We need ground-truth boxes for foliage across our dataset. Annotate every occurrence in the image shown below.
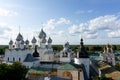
[93,76,113,80]
[0,45,8,55]
[0,62,28,80]
[115,62,120,71]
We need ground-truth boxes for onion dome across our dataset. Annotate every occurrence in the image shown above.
[25,39,29,44]
[64,42,70,48]
[32,37,37,43]
[41,38,46,43]
[16,33,23,41]
[48,37,52,43]
[21,39,24,44]
[38,29,46,38]
[9,40,13,45]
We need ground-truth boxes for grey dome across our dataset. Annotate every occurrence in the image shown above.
[9,40,13,45]
[16,33,23,41]
[48,37,52,43]
[25,39,29,44]
[32,37,37,43]
[21,39,24,44]
[42,38,46,43]
[38,29,46,38]
[64,42,70,48]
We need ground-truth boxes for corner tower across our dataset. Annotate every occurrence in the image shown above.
[74,38,90,79]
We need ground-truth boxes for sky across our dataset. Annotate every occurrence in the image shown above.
[0,0,120,45]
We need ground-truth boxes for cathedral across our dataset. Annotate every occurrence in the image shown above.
[4,28,90,80]
[4,29,54,68]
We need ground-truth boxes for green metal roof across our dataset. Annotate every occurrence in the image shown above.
[58,63,80,71]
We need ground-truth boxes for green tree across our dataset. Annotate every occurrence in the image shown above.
[94,76,113,80]
[115,62,120,71]
[0,62,28,80]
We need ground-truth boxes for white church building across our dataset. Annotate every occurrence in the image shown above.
[4,29,54,68]
[60,42,74,63]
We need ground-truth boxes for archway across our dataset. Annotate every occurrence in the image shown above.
[62,71,72,80]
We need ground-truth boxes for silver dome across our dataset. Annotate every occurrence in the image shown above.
[21,39,24,44]
[48,37,52,43]
[9,40,13,45]
[25,39,29,44]
[41,38,46,43]
[38,29,46,38]
[32,37,37,43]
[16,33,23,41]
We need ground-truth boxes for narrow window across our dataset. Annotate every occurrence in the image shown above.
[8,57,9,61]
[19,58,21,62]
[13,57,15,62]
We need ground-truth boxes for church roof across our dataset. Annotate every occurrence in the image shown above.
[16,33,23,41]
[41,38,46,43]
[79,38,89,58]
[31,37,37,43]
[24,54,35,62]
[21,39,24,44]
[9,40,13,45]
[25,39,29,44]
[48,37,52,43]
[38,29,46,38]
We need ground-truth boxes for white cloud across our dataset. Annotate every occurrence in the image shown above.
[43,19,56,31]
[75,10,94,14]
[0,8,18,16]
[68,25,79,34]
[57,18,70,24]
[88,15,119,31]
[68,14,120,39]
[85,32,98,39]
[43,18,70,35]
[108,30,120,38]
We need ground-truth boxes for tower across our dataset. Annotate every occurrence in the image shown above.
[15,33,23,49]
[38,29,46,48]
[31,37,37,49]
[74,38,90,79]
[60,42,73,63]
[47,37,52,49]
[103,44,115,66]
[9,40,13,49]
[25,39,29,49]
[20,39,24,49]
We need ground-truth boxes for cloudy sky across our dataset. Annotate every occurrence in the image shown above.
[0,0,120,45]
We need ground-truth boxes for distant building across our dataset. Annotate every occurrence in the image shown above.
[4,29,54,68]
[60,42,74,63]
[57,63,84,80]
[103,44,115,66]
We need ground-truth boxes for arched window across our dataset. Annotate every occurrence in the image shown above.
[19,58,21,62]
[7,57,9,61]
[62,71,72,80]
[13,57,15,62]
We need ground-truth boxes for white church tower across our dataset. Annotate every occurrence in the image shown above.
[25,39,29,49]
[31,37,37,49]
[15,33,23,49]
[60,42,73,63]
[47,37,52,49]
[74,38,90,79]
[9,40,13,49]
[38,29,47,48]
[103,44,115,66]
